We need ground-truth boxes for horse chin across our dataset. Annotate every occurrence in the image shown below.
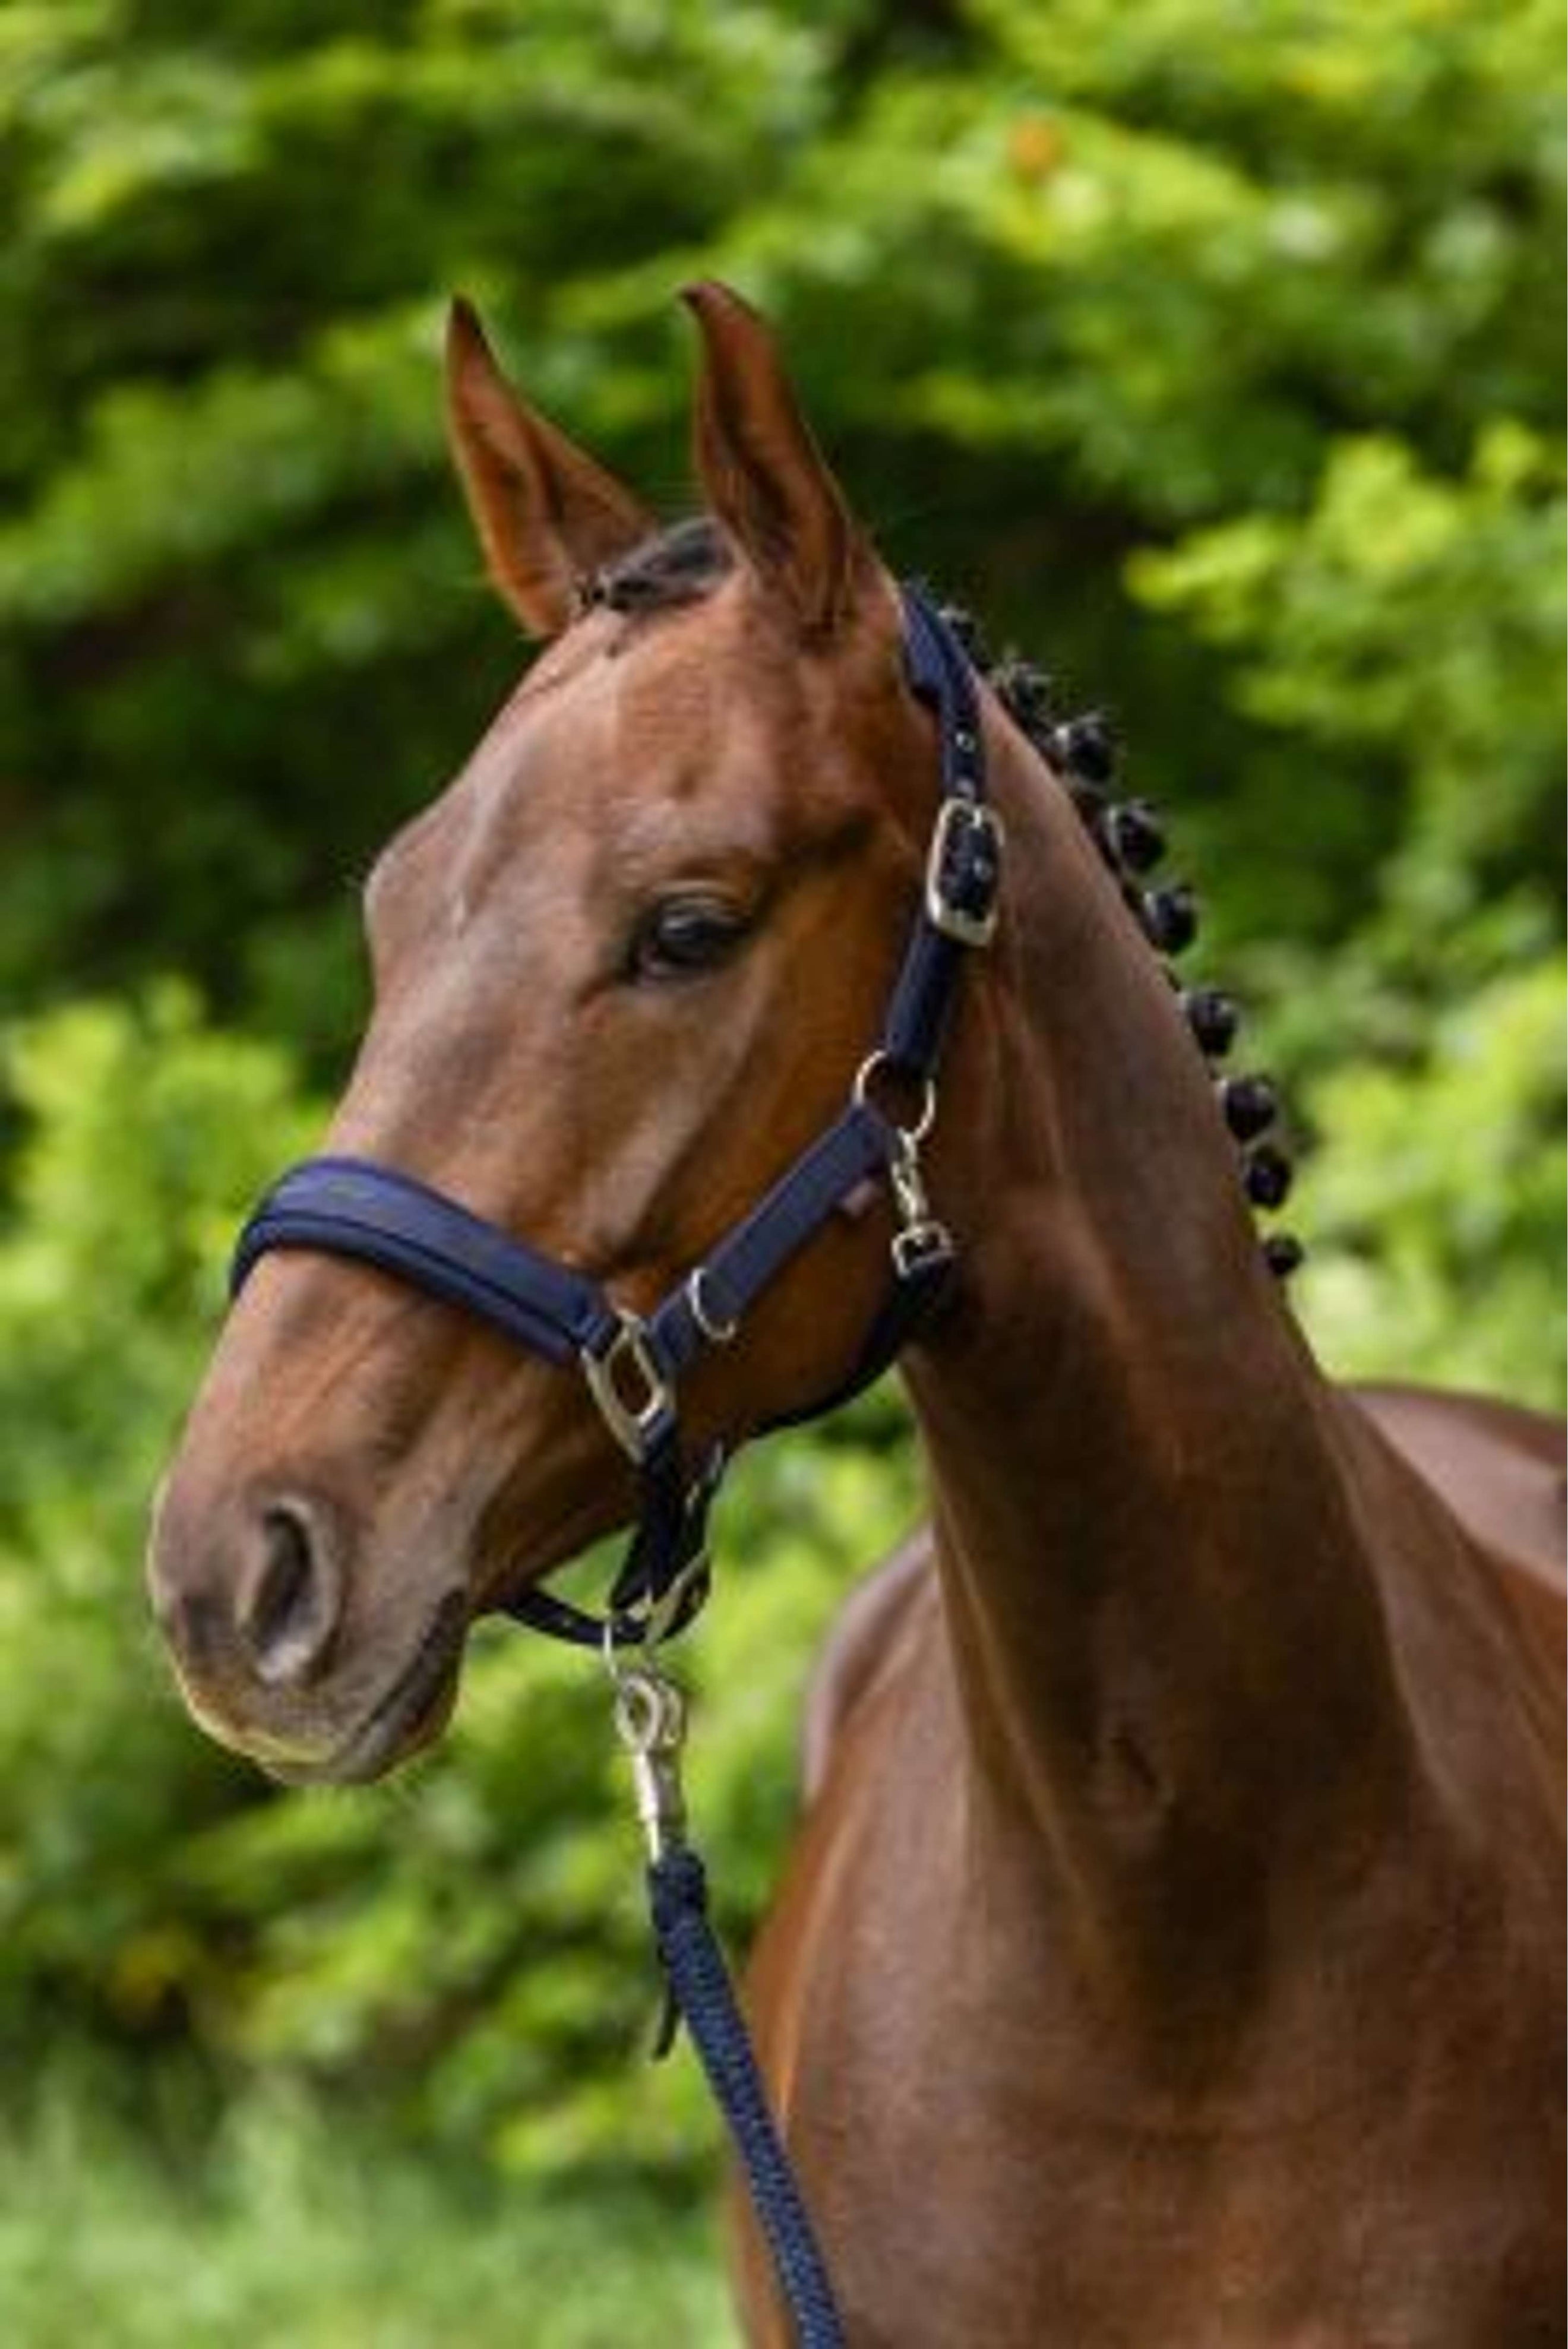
[271,1667,461,1787]
[173,1586,471,1789]
[293,1587,472,1785]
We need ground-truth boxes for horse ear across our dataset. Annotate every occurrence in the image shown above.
[682,281,871,637]
[444,297,654,638]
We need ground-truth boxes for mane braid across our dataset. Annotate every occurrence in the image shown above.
[936,596,1305,1283]
[585,516,734,617]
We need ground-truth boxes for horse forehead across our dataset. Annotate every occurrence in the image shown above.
[589,593,823,795]
[467,606,828,856]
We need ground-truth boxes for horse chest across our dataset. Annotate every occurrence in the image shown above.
[739,1627,1563,2348]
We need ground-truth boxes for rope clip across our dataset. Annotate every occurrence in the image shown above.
[889,1129,953,1282]
[609,1658,688,1864]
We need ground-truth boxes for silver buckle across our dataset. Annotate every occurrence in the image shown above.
[925,799,1003,947]
[581,1311,674,1463]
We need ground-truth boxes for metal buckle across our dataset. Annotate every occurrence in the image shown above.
[925,799,1003,948]
[581,1311,674,1463]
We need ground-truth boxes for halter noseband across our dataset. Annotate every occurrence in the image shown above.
[230,584,1001,1651]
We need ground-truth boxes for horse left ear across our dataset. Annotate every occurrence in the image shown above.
[682,281,872,637]
[444,297,654,637]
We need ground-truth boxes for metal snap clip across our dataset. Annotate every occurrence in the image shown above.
[610,1662,688,1861]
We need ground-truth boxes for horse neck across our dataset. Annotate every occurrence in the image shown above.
[902,720,1412,2015]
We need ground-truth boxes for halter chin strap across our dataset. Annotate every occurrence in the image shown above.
[230,583,1001,1651]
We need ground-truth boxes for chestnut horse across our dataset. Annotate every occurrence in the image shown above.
[148,285,1564,2345]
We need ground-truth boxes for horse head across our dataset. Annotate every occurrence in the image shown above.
[147,286,973,1782]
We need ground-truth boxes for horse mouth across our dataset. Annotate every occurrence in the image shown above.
[273,1589,469,1786]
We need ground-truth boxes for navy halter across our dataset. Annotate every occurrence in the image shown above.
[230,583,1001,1651]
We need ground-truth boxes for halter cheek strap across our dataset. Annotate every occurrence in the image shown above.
[229,583,1001,1650]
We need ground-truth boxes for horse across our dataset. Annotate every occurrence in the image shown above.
[147,283,1565,2345]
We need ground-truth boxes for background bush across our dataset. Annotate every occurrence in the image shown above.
[0,1,1559,2338]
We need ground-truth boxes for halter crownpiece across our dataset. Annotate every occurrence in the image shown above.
[230,583,1001,1654]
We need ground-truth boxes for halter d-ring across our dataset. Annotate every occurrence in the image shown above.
[685,1266,741,1346]
[852,1049,937,1146]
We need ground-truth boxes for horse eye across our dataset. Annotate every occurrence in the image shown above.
[629,897,750,982]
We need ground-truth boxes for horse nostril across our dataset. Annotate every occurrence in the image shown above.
[238,1500,343,1688]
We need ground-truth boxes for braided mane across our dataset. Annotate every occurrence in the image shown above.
[938,595,1303,1282]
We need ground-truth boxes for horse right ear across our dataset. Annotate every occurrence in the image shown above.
[682,281,871,638]
[444,298,654,638]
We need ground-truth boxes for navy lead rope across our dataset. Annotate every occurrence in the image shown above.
[614,1662,844,2344]
[652,1850,844,2346]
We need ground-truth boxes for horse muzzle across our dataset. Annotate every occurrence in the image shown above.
[146,1475,467,1782]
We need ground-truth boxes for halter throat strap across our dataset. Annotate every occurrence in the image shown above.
[229,583,1000,1649]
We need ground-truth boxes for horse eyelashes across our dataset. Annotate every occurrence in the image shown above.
[628,896,752,983]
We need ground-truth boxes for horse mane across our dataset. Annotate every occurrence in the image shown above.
[583,516,734,615]
[583,523,1303,1279]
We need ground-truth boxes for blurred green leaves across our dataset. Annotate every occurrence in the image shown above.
[0,992,306,2053]
[1300,953,1565,1403]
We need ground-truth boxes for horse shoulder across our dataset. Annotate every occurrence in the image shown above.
[1351,1381,1566,1603]
[1343,1378,1563,1917]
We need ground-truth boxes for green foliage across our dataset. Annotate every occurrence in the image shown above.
[1133,423,1563,926]
[1132,412,1564,1399]
[0,991,309,2051]
[0,2085,738,2347]
[1297,953,1565,1404]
